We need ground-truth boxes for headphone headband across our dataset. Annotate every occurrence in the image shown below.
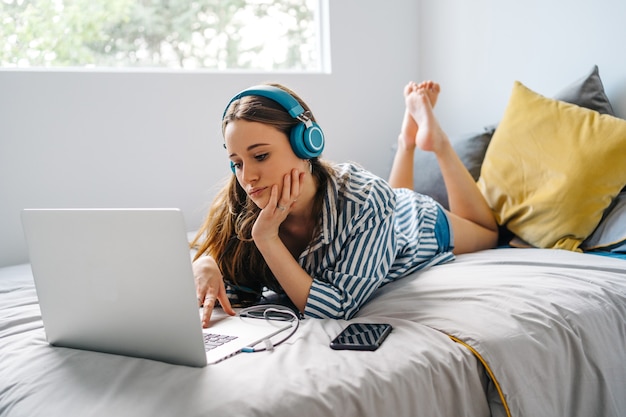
[222,85,306,120]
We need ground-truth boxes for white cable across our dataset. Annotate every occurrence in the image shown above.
[239,304,300,353]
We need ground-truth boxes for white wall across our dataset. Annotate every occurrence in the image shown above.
[0,0,419,267]
[418,0,626,138]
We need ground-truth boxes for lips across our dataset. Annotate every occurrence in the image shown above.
[248,187,267,199]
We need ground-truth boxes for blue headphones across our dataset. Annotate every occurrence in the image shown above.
[223,85,325,173]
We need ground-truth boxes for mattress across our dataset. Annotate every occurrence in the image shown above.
[1,248,625,417]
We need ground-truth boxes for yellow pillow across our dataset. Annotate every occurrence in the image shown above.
[477,81,626,251]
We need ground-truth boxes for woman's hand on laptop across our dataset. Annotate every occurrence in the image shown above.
[192,255,236,328]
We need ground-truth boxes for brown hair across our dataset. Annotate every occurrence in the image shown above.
[190,83,333,300]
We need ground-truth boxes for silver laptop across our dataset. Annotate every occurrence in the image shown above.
[21,208,292,367]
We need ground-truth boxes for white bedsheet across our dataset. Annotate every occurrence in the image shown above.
[2,248,625,417]
[0,264,489,417]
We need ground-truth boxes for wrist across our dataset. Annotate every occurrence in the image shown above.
[252,234,283,252]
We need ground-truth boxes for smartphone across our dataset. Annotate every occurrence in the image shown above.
[330,323,392,351]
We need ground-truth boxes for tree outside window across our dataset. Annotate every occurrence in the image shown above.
[0,0,326,71]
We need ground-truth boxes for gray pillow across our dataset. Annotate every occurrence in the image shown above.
[553,65,615,115]
[582,191,626,252]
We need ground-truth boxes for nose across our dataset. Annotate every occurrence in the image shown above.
[240,163,258,185]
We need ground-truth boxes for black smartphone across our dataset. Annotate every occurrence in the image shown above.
[330,323,392,351]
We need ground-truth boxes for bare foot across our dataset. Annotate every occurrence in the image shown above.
[417,80,440,107]
[406,87,448,154]
[399,81,440,150]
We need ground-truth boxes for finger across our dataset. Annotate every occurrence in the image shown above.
[272,181,291,213]
[290,169,300,202]
[196,285,209,306]
[217,290,236,317]
[282,172,292,201]
[262,184,279,214]
[268,184,279,210]
[201,295,217,328]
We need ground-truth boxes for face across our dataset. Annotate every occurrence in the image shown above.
[225,119,304,209]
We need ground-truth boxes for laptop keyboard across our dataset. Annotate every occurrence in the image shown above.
[203,333,238,352]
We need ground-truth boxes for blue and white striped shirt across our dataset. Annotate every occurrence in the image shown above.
[302,163,455,319]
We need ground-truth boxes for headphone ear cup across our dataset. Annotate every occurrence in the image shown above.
[290,122,325,159]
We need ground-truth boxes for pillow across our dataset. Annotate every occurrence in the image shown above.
[582,191,626,252]
[553,65,615,115]
[411,65,614,210]
[477,81,626,251]
[500,65,620,248]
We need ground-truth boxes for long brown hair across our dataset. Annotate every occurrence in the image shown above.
[191,83,333,300]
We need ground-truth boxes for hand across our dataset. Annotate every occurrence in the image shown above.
[251,169,313,313]
[192,255,236,328]
[252,169,303,242]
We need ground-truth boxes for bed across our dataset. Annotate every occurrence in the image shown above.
[1,248,626,417]
[2,66,626,416]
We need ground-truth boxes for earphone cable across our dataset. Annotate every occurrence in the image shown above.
[239,304,300,353]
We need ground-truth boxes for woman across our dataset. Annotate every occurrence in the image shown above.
[192,81,498,327]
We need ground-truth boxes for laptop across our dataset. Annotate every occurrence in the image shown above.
[21,208,293,367]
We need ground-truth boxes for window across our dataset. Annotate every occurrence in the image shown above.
[0,0,329,71]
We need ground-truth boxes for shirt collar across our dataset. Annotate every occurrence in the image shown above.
[300,172,338,256]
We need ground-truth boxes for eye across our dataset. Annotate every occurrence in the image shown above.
[231,161,242,170]
[255,153,269,162]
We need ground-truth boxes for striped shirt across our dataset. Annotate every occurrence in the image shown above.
[301,163,455,319]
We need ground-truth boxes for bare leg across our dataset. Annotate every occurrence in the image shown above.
[388,81,440,189]
[406,85,498,254]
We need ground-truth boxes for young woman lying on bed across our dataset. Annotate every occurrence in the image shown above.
[191,81,498,326]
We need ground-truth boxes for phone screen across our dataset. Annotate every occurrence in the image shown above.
[330,323,392,351]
